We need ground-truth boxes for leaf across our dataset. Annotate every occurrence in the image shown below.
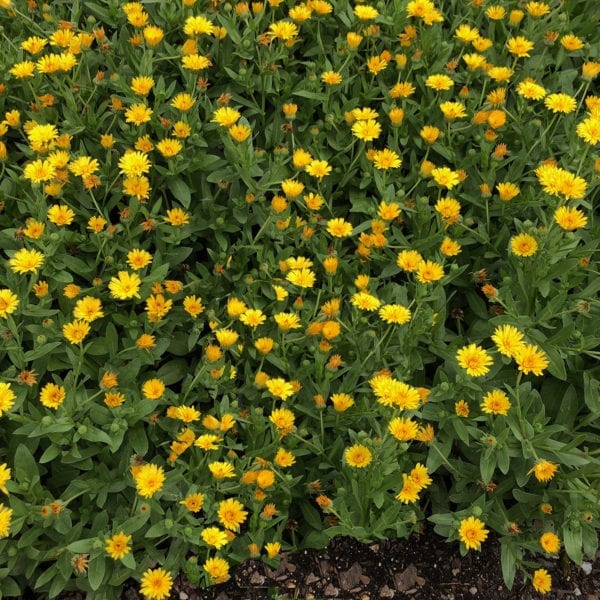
[583,372,600,412]
[24,341,63,361]
[500,541,518,589]
[167,178,191,209]
[14,444,39,485]
[562,522,583,564]
[87,557,106,591]
[300,501,323,531]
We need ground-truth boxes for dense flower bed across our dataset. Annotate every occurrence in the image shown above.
[0,0,599,597]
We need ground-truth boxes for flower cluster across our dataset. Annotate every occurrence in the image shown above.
[0,0,598,598]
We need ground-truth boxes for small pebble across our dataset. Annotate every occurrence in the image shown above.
[581,561,593,575]
[469,586,478,595]
[574,587,582,596]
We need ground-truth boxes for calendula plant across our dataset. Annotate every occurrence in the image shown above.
[0,0,598,598]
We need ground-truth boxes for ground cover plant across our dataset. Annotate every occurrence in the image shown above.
[0,0,598,597]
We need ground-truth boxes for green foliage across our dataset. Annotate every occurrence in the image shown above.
[0,0,598,598]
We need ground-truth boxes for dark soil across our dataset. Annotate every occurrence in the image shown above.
[117,525,600,600]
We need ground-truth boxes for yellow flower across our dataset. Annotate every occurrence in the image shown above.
[269,407,295,436]
[486,5,505,19]
[515,344,549,376]
[379,304,411,325]
[23,159,57,183]
[532,568,552,594]
[330,393,354,412]
[40,382,66,410]
[134,463,166,498]
[275,448,296,467]
[130,76,155,95]
[350,291,381,311]
[127,248,153,270]
[410,463,432,490]
[351,119,381,141]
[481,389,511,415]
[105,531,132,560]
[354,4,378,19]
[455,24,479,43]
[286,268,316,288]
[180,492,204,512]
[218,498,248,531]
[228,123,252,142]
[266,378,295,400]
[321,71,342,85]
[0,289,18,319]
[529,460,558,482]
[136,334,156,350]
[492,324,525,357]
[201,527,229,549]
[510,233,538,257]
[208,461,235,479]
[212,107,240,127]
[0,382,16,416]
[455,400,470,417]
[506,36,534,58]
[124,103,153,125]
[545,93,577,114]
[389,417,419,441]
[440,237,461,256]
[439,101,467,120]
[118,151,151,177]
[140,567,173,600]
[397,250,423,271]
[526,1,550,17]
[10,61,36,78]
[540,532,560,554]
[517,79,547,100]
[142,378,166,400]
[0,463,11,495]
[268,20,299,41]
[327,217,353,237]
[554,206,587,230]
[156,138,183,158]
[109,271,142,300]
[0,504,13,538]
[373,149,401,170]
[420,125,440,144]
[165,208,190,226]
[47,205,75,226]
[305,159,332,179]
[9,248,45,274]
[416,260,444,284]
[496,182,520,201]
[204,557,230,584]
[576,116,600,145]
[431,167,460,189]
[426,74,454,91]
[265,541,281,558]
[104,392,125,408]
[458,516,489,550]
[344,444,372,468]
[63,320,90,344]
[395,473,420,504]
[183,15,214,36]
[456,344,493,377]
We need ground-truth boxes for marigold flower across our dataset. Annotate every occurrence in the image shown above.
[218,498,248,531]
[540,532,560,554]
[180,492,204,512]
[351,118,381,141]
[545,93,576,114]
[118,151,150,177]
[108,271,142,300]
[455,400,470,417]
[510,233,538,257]
[515,344,549,376]
[0,464,11,495]
[506,36,534,57]
[456,344,493,377]
[0,504,13,539]
[331,393,354,412]
[481,389,511,415]
[554,206,587,230]
[327,217,353,237]
[389,417,419,441]
[212,107,241,127]
[0,383,16,416]
[344,444,372,468]
[379,304,411,324]
[140,567,173,600]
[9,248,45,274]
[440,101,467,120]
[396,473,420,504]
[269,20,299,41]
[269,407,295,436]
[426,74,454,91]
[204,557,230,584]
[416,260,444,284]
[63,320,90,344]
[532,568,552,594]
[134,464,165,498]
[492,324,525,357]
[124,103,153,125]
[576,117,600,145]
[266,378,295,400]
[105,531,132,560]
[459,516,489,550]
[0,289,19,319]
[321,71,342,85]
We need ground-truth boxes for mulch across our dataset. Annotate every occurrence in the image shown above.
[115,526,600,600]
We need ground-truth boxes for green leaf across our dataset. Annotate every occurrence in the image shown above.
[300,501,323,531]
[14,444,39,485]
[167,178,192,209]
[500,541,519,589]
[562,522,583,564]
[583,372,600,412]
[66,539,96,553]
[87,557,106,591]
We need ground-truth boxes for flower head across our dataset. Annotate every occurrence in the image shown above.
[344,444,372,468]
[218,498,248,531]
[134,464,166,498]
[456,344,493,377]
[532,568,552,594]
[140,568,173,600]
[529,460,558,482]
[458,516,489,550]
[105,531,132,560]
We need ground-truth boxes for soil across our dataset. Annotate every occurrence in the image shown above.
[116,525,600,600]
